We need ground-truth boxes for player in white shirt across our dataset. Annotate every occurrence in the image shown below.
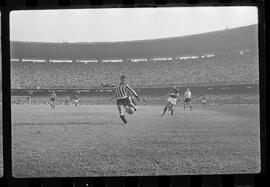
[202,96,207,108]
[184,88,192,111]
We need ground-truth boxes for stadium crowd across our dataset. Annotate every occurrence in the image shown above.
[11,51,258,89]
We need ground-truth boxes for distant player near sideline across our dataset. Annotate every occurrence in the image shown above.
[70,92,79,106]
[202,96,207,108]
[161,86,180,116]
[50,90,56,109]
[65,95,70,106]
[102,75,140,124]
[184,88,192,111]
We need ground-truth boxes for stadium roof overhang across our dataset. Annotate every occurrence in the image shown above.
[10,24,258,60]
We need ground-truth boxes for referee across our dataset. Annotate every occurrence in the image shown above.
[102,75,140,124]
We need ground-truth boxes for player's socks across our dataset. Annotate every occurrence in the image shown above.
[133,106,137,111]
[132,99,136,106]
[171,109,173,116]
[120,114,127,124]
[161,107,167,116]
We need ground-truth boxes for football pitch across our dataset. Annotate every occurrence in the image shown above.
[12,104,261,177]
[0,105,2,177]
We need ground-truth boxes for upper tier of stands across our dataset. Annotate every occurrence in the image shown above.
[10,24,258,60]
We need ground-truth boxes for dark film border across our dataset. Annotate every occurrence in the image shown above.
[0,0,267,187]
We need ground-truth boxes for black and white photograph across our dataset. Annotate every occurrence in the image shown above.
[0,12,3,177]
[10,7,260,177]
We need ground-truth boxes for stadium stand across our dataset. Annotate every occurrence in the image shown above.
[10,50,258,89]
[10,24,259,89]
[10,24,258,60]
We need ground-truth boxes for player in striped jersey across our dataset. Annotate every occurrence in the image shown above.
[108,90,137,112]
[102,75,140,124]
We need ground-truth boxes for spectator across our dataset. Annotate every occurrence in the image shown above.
[11,50,259,89]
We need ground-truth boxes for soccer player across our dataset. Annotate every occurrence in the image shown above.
[50,90,56,109]
[184,88,192,111]
[108,93,136,113]
[65,95,70,106]
[161,86,180,116]
[202,96,207,108]
[70,92,79,106]
[102,75,140,124]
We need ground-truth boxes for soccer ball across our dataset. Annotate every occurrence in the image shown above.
[126,107,134,115]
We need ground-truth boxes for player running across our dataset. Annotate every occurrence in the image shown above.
[183,88,192,111]
[109,91,137,113]
[70,92,79,106]
[50,90,56,109]
[161,86,180,116]
[102,75,140,124]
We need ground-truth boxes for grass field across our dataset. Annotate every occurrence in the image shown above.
[12,104,261,177]
[0,105,3,177]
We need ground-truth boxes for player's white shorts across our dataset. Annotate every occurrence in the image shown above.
[168,97,177,105]
[74,99,79,103]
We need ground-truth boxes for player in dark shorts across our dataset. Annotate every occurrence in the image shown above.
[50,91,56,109]
[109,92,137,112]
[184,88,192,111]
[161,86,179,116]
[102,75,140,124]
